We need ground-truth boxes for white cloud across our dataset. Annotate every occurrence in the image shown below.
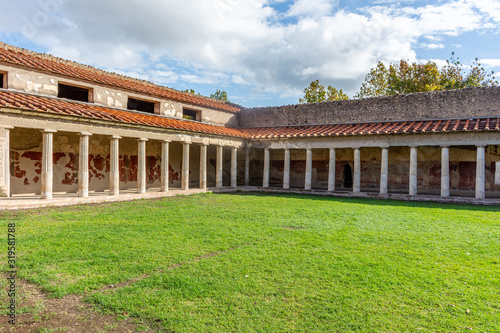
[421,43,445,49]
[472,0,500,24]
[480,59,500,67]
[0,0,498,103]
[231,75,250,85]
[286,0,337,18]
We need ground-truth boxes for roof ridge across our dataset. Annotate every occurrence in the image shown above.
[0,41,238,111]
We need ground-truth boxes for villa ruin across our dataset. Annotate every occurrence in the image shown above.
[0,42,499,203]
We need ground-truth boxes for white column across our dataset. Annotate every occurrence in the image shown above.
[109,135,121,196]
[380,147,389,195]
[216,145,223,188]
[353,148,361,193]
[476,145,486,199]
[409,146,418,196]
[244,147,250,186]
[231,147,237,187]
[137,138,148,194]
[441,146,450,198]
[78,132,92,198]
[305,148,312,190]
[41,129,56,200]
[1,126,13,197]
[283,148,290,189]
[263,148,270,187]
[161,140,170,192]
[328,148,336,192]
[182,142,190,190]
[200,144,207,189]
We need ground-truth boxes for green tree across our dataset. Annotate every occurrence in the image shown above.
[299,80,349,103]
[210,89,229,102]
[355,54,497,99]
[184,89,199,95]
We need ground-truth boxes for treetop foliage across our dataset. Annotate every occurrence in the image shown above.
[299,80,349,103]
[300,54,498,103]
[355,54,498,99]
[184,89,230,102]
[210,89,229,102]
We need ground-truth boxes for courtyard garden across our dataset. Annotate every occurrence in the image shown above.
[1,193,499,332]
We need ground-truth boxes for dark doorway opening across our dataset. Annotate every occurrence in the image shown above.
[343,164,353,188]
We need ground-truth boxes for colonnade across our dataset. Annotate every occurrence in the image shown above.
[2,127,241,199]
[261,145,489,200]
[0,126,493,201]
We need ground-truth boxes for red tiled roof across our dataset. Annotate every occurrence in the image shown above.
[0,90,248,138]
[1,91,498,140]
[0,43,240,113]
[243,118,500,138]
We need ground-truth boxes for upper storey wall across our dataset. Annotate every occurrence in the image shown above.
[239,87,500,128]
[0,63,239,128]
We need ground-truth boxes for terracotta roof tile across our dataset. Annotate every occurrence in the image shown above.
[243,118,500,139]
[0,91,247,138]
[0,43,240,113]
[1,91,498,141]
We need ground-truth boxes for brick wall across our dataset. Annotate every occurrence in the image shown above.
[239,87,500,128]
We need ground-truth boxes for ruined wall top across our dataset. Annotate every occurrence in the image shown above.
[239,86,500,128]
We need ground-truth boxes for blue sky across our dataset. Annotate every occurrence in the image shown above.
[0,0,499,107]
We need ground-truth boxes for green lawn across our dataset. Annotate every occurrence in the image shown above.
[2,193,500,332]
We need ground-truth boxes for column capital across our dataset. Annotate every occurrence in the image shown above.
[42,129,57,133]
[476,144,487,148]
[440,145,450,148]
[137,138,149,142]
[1,125,14,130]
[352,146,361,150]
[200,142,209,146]
[182,141,191,145]
[408,145,419,148]
[380,145,389,149]
[162,139,171,143]
[79,132,92,137]
[109,135,122,140]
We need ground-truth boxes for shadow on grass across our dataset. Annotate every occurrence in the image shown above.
[224,190,500,213]
[1,191,498,219]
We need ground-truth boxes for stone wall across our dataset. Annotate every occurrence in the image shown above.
[239,87,500,128]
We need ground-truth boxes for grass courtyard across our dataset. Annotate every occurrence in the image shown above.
[1,193,500,332]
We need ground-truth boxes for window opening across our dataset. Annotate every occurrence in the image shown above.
[127,97,155,113]
[58,83,90,102]
[183,108,199,121]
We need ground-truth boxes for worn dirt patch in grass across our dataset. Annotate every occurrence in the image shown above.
[95,242,253,294]
[0,277,154,332]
